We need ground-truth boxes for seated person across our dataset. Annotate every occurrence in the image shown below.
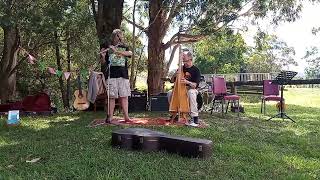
[167,50,201,127]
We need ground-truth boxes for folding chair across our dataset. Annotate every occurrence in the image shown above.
[210,77,240,117]
[261,80,283,115]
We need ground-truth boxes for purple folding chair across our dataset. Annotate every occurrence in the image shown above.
[261,80,283,114]
[211,77,240,117]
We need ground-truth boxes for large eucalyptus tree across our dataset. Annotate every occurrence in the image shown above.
[90,0,124,46]
[125,0,316,95]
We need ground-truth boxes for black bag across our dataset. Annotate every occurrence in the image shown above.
[231,105,245,113]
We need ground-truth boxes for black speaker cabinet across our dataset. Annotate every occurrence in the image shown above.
[149,95,169,112]
[128,92,147,112]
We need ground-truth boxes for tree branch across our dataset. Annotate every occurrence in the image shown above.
[162,0,179,33]
[236,0,258,17]
[123,16,147,32]
[162,0,258,50]
[163,33,205,50]
[8,47,23,77]
[8,56,27,77]
[90,0,98,25]
[175,38,206,44]
[165,44,179,73]
[163,32,179,50]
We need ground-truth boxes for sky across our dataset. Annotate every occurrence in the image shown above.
[242,2,320,77]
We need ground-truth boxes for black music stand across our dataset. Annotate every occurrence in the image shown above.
[267,71,297,122]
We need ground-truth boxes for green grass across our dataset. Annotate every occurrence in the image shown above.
[1,88,320,179]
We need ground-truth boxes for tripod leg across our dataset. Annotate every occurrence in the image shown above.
[221,99,224,116]
[237,100,240,118]
[210,99,215,115]
[283,114,295,123]
[226,101,230,114]
[105,88,110,123]
[105,65,111,123]
[267,113,281,121]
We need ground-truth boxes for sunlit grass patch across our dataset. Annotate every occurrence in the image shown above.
[284,155,320,178]
[0,88,319,179]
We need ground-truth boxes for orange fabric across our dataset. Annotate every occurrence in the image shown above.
[89,117,208,128]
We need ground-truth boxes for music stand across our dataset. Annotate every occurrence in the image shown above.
[267,71,297,122]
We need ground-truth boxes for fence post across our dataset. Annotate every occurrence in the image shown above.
[230,82,237,94]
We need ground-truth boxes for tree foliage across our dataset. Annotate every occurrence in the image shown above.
[194,31,247,74]
[1,0,319,106]
[0,0,148,107]
[244,30,297,73]
[0,0,100,108]
[124,0,313,94]
[303,46,320,78]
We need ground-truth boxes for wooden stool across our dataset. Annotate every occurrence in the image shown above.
[94,94,107,112]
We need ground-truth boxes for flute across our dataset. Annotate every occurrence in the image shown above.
[98,48,110,55]
[98,44,122,55]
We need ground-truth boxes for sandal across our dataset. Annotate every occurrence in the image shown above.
[105,117,112,123]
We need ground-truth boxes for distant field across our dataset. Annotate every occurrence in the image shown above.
[284,88,320,107]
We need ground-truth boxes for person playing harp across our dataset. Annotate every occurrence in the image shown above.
[167,50,201,127]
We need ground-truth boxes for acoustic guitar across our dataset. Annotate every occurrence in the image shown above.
[73,75,89,111]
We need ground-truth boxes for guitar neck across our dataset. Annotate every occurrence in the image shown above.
[77,75,83,96]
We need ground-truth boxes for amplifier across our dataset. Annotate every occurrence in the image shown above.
[149,95,169,112]
[128,92,147,112]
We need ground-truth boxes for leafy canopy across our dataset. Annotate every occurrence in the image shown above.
[194,30,247,74]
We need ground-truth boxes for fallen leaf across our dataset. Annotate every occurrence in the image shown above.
[7,165,14,168]
[26,157,41,163]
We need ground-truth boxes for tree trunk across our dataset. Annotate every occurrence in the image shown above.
[0,26,19,103]
[147,0,166,95]
[54,31,68,108]
[96,0,124,46]
[66,30,71,108]
[129,0,137,89]
[134,46,145,89]
[147,41,165,95]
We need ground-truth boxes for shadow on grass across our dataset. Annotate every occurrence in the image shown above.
[0,106,319,179]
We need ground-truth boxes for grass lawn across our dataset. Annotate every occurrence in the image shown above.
[0,88,319,179]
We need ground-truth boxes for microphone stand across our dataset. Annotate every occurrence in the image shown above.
[105,55,111,123]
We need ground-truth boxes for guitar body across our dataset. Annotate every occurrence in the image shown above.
[73,90,89,111]
[73,75,89,111]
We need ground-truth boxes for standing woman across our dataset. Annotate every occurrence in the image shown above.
[100,29,132,123]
